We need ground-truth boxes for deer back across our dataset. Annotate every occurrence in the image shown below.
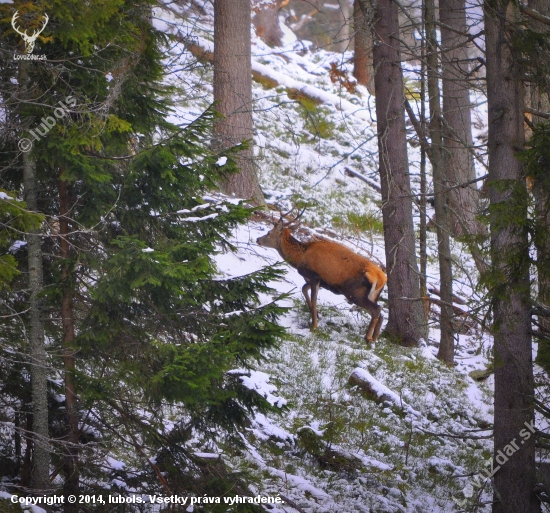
[298,238,386,299]
[257,221,386,302]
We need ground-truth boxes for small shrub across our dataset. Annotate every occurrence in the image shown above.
[333,210,384,235]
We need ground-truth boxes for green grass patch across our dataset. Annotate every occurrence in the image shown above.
[293,98,336,140]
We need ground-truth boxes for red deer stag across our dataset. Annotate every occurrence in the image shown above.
[257,213,387,343]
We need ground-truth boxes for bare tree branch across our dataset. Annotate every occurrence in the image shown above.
[520,3,550,25]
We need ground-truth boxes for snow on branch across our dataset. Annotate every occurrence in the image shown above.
[348,367,421,417]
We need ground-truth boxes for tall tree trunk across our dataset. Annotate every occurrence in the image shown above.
[335,0,350,52]
[484,1,539,512]
[528,0,550,339]
[19,60,50,494]
[440,0,487,276]
[353,0,375,94]
[59,179,80,506]
[369,0,427,346]
[425,0,454,363]
[419,3,430,324]
[214,0,265,206]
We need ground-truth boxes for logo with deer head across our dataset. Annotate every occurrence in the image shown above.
[11,10,49,54]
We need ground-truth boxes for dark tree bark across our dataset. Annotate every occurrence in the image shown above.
[425,0,454,363]
[370,0,427,346]
[214,0,265,206]
[59,179,80,507]
[23,151,50,493]
[335,0,351,52]
[440,0,483,243]
[528,0,550,337]
[419,10,430,324]
[19,60,50,494]
[353,0,375,94]
[484,1,539,512]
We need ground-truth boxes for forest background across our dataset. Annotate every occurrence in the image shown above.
[1,0,550,512]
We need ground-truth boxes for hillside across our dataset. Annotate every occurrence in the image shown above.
[2,2,549,513]
[154,4,501,512]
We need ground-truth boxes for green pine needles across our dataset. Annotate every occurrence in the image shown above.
[0,0,287,504]
[520,124,550,374]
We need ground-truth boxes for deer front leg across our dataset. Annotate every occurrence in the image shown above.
[302,281,312,311]
[302,279,320,329]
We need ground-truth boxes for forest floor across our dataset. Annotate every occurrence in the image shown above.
[4,4,549,512]
[159,5,506,512]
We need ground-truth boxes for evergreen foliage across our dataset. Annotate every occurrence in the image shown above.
[0,0,286,503]
[0,192,42,288]
[520,124,550,373]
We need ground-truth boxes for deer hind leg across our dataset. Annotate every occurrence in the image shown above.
[351,291,383,343]
[364,304,382,343]
[371,311,384,342]
[363,307,384,343]
[302,278,320,329]
[362,277,385,343]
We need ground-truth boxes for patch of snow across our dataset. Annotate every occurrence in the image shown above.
[193,452,220,459]
[179,213,219,222]
[106,456,125,470]
[9,240,27,253]
[230,369,287,407]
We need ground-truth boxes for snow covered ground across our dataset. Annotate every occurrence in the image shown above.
[146,4,509,511]
[8,4,549,513]
[55,2,534,510]
[211,219,494,512]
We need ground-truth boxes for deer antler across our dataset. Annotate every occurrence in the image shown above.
[11,10,49,54]
[278,205,306,229]
[287,206,306,229]
[279,207,294,221]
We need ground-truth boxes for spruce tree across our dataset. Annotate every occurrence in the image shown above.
[484,0,538,510]
[0,0,286,505]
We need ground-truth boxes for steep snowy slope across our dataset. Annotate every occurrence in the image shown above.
[152,4,501,512]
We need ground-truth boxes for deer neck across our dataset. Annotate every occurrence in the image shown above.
[280,229,307,265]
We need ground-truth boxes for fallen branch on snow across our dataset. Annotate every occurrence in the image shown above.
[344,167,381,193]
[181,36,373,120]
